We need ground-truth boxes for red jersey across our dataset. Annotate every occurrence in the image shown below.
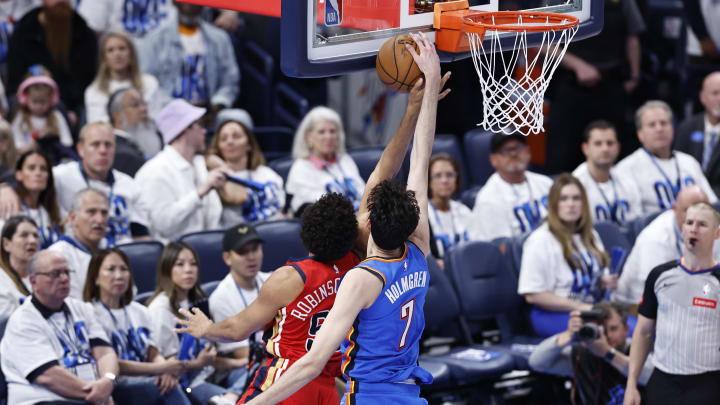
[263,251,360,375]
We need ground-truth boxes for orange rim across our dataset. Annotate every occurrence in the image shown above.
[462,10,579,34]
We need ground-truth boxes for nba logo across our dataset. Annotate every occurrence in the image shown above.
[325,0,343,26]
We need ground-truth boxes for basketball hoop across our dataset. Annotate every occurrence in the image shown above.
[434,1,579,135]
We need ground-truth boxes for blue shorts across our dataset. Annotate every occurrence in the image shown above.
[341,381,427,405]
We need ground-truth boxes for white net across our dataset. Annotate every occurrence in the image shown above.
[467,14,579,136]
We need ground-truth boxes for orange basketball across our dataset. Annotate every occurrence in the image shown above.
[376,34,423,92]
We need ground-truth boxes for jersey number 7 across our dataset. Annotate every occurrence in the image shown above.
[398,299,415,350]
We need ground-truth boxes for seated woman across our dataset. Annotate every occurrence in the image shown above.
[82,248,191,405]
[206,109,285,226]
[286,106,365,215]
[517,174,617,337]
[0,118,17,182]
[146,242,244,405]
[0,149,63,248]
[0,216,38,321]
[428,153,472,269]
[84,31,163,123]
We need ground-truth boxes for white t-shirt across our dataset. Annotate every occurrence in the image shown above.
[0,204,60,249]
[470,171,553,241]
[84,73,163,123]
[209,272,270,353]
[572,162,643,224]
[1,297,109,405]
[53,161,150,246]
[614,148,718,214]
[286,154,366,213]
[91,300,156,362]
[518,223,609,304]
[174,28,208,105]
[47,237,91,300]
[134,146,222,242]
[221,165,286,227]
[10,110,73,149]
[78,0,177,41]
[428,200,473,258]
[0,268,30,321]
[615,210,720,304]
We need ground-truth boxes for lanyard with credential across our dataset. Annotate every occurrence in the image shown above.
[48,309,93,365]
[429,201,459,244]
[234,276,263,309]
[591,175,619,222]
[101,302,145,360]
[643,148,682,197]
[79,164,115,204]
[21,199,60,247]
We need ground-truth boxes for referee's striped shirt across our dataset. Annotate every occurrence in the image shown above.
[639,260,720,375]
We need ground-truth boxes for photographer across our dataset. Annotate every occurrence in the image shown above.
[529,302,654,405]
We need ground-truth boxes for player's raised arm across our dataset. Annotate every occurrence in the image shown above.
[405,32,441,256]
[174,266,303,342]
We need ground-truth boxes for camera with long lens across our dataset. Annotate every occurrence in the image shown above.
[575,309,608,342]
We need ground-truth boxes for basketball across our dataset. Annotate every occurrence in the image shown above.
[376,34,423,92]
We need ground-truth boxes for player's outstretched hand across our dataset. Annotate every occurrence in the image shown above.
[174,307,213,338]
[406,32,440,83]
[408,71,452,107]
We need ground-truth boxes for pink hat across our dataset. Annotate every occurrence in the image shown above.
[156,99,207,144]
[16,76,59,107]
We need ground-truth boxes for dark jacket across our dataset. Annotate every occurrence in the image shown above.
[7,7,98,112]
[675,113,720,196]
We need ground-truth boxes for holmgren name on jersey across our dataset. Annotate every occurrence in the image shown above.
[385,271,427,304]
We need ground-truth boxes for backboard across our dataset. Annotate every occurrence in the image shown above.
[281,0,602,78]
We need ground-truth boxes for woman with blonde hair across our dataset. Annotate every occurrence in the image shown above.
[0,118,17,179]
[286,106,365,215]
[85,31,163,123]
[518,173,616,336]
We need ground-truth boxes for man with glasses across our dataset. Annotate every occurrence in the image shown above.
[469,133,553,241]
[1,250,120,405]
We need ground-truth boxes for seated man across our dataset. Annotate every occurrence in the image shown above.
[615,100,717,214]
[615,185,720,304]
[573,120,642,225]
[529,302,654,405]
[470,133,553,241]
[138,1,239,117]
[675,71,720,196]
[48,188,109,299]
[208,223,270,402]
[0,250,119,405]
[107,87,163,162]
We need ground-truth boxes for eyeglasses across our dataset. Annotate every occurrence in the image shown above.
[35,269,74,280]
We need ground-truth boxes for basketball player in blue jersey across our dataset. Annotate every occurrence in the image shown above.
[244,32,440,405]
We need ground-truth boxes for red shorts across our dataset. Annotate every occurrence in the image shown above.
[239,357,338,405]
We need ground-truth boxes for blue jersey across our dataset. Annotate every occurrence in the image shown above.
[340,242,433,385]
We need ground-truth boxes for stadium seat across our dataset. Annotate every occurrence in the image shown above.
[202,280,221,296]
[628,210,663,244]
[433,134,470,192]
[268,156,295,185]
[255,219,307,272]
[459,185,481,209]
[463,128,495,186]
[507,232,532,277]
[422,255,516,385]
[238,41,274,126]
[117,241,165,294]
[348,146,383,182]
[254,126,294,162]
[445,241,541,370]
[594,221,632,273]
[274,83,309,129]
[134,290,154,305]
[179,230,228,284]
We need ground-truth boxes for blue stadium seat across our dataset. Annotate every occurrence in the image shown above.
[202,280,221,296]
[445,241,541,370]
[628,210,663,244]
[134,290,154,305]
[459,185,481,209]
[433,134,470,192]
[348,146,383,182]
[422,255,515,385]
[254,126,294,162]
[179,230,228,284]
[594,221,632,273]
[268,156,295,185]
[507,232,532,277]
[117,241,165,294]
[255,219,306,272]
[238,41,274,126]
[463,128,495,186]
[274,83,309,129]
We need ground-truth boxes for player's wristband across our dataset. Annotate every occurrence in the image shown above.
[603,347,616,362]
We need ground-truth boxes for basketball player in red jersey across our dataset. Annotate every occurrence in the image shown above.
[175,73,451,404]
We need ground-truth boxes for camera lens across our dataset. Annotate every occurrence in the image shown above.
[577,323,600,341]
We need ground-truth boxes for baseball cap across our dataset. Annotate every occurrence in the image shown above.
[223,223,264,253]
[215,108,254,132]
[490,132,527,154]
[156,99,206,145]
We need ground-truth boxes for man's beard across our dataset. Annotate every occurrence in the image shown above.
[123,119,161,156]
[44,2,73,70]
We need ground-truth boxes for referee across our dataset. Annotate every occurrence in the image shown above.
[625,202,720,405]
